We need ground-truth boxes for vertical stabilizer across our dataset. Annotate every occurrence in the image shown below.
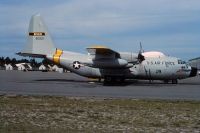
[19,14,55,57]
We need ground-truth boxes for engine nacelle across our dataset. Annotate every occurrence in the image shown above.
[90,58,130,68]
[119,52,138,63]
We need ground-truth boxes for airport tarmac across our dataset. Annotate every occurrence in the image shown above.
[0,70,200,100]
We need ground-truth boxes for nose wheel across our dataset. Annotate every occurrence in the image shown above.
[172,79,178,84]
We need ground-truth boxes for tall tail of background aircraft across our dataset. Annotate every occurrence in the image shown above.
[19,14,55,58]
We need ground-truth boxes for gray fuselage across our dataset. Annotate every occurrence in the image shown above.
[47,50,192,80]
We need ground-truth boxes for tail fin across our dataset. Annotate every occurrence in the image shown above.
[17,14,55,58]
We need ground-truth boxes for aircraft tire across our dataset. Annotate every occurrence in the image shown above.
[172,79,178,84]
[119,77,125,83]
[104,76,112,83]
[104,76,125,84]
[163,80,169,84]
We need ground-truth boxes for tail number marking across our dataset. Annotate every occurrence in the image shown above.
[35,37,44,40]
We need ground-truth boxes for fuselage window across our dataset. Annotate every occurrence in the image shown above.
[178,60,181,64]
[178,60,186,64]
[181,66,186,69]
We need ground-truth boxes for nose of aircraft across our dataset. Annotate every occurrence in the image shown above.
[189,67,198,77]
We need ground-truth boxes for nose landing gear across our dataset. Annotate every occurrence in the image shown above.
[172,79,178,84]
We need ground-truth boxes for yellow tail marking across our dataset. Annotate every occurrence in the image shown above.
[53,49,63,64]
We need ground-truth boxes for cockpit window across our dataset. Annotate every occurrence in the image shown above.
[178,60,186,64]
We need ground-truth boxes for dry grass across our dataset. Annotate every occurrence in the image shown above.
[0,95,200,132]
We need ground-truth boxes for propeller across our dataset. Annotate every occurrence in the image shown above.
[138,42,145,62]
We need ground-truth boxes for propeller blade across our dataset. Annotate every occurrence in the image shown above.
[138,42,145,62]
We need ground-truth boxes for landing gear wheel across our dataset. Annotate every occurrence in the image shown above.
[119,77,125,83]
[104,76,112,83]
[164,80,169,84]
[172,79,178,84]
[103,76,125,85]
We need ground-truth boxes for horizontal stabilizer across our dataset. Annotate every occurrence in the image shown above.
[16,52,46,58]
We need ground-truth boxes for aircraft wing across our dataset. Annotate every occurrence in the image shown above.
[85,46,133,68]
[86,45,120,59]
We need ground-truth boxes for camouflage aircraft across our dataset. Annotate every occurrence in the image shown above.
[17,14,197,84]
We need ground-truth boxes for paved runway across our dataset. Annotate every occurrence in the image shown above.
[0,70,200,100]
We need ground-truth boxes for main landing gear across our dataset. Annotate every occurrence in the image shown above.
[172,79,178,84]
[104,76,125,84]
[164,79,178,84]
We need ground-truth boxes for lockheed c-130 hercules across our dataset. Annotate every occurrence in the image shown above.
[17,14,197,84]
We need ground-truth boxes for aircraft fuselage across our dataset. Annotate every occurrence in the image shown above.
[46,50,194,83]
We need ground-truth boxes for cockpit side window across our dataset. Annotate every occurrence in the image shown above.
[178,60,181,64]
[178,59,186,64]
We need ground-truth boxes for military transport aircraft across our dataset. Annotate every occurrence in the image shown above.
[17,14,197,84]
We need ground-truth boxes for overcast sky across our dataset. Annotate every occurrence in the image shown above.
[0,0,200,60]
